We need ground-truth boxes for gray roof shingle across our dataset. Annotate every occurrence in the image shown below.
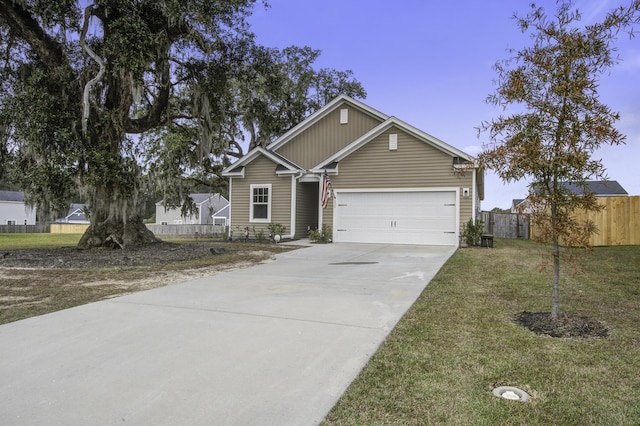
[0,190,25,202]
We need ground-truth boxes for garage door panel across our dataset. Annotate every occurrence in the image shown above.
[333,191,458,246]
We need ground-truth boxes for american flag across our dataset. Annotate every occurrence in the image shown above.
[321,170,332,209]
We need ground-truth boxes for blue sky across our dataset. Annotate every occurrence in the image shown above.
[247,0,640,209]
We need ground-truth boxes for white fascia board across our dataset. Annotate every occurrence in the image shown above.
[221,147,266,173]
[221,167,245,178]
[334,187,459,194]
[310,163,339,175]
[266,95,389,152]
[275,169,299,176]
[222,147,302,176]
[298,173,321,183]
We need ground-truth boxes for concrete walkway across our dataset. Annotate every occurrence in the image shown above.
[0,243,455,425]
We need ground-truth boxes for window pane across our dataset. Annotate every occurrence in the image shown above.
[253,204,268,219]
[253,187,269,203]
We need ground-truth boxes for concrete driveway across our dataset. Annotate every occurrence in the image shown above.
[0,242,455,425]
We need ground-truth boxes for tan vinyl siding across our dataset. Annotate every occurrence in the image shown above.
[229,155,292,238]
[321,127,475,231]
[275,103,383,170]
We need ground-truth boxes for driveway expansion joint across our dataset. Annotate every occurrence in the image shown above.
[108,300,383,331]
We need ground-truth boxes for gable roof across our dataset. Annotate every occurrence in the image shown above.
[66,203,87,220]
[530,180,628,197]
[265,95,389,152]
[222,146,302,177]
[213,204,230,219]
[311,116,475,172]
[560,180,628,196]
[155,193,229,207]
[0,190,25,202]
[189,193,229,205]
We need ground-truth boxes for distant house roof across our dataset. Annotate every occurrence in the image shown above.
[156,193,229,208]
[214,204,230,219]
[0,190,25,202]
[67,204,87,221]
[560,180,628,196]
[520,180,628,207]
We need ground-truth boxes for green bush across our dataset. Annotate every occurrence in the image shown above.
[462,218,485,246]
[309,224,332,243]
[252,226,265,242]
[267,223,286,242]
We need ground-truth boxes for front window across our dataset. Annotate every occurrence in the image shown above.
[250,184,271,222]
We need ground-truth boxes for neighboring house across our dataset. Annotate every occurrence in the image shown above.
[222,95,484,246]
[155,193,229,225]
[0,190,36,225]
[511,199,530,214]
[512,180,628,213]
[55,203,90,224]
[560,180,628,197]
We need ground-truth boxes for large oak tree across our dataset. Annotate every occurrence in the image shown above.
[478,0,639,318]
[0,0,365,248]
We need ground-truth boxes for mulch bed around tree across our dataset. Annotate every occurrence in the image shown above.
[516,311,609,338]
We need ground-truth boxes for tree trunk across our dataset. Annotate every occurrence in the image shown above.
[77,216,158,250]
[551,203,560,319]
[551,238,561,318]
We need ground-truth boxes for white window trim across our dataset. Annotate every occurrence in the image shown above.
[250,184,272,223]
[389,133,398,150]
[213,216,227,226]
[340,108,348,124]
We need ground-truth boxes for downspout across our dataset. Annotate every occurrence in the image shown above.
[472,166,477,224]
[227,178,233,239]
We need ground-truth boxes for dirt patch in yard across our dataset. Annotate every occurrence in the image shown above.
[516,311,609,338]
[0,241,299,325]
[0,240,288,269]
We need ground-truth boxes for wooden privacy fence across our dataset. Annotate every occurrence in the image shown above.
[0,223,50,233]
[530,196,640,246]
[50,224,90,234]
[481,211,530,239]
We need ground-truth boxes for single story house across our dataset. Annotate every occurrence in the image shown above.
[222,95,484,246]
[512,180,628,213]
[0,190,36,225]
[55,203,90,224]
[155,193,229,226]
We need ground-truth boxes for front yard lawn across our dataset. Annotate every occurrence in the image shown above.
[323,239,640,425]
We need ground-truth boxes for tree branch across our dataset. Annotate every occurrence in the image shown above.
[125,44,172,134]
[0,0,66,71]
[80,5,105,137]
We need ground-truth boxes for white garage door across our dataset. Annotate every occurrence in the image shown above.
[333,190,458,245]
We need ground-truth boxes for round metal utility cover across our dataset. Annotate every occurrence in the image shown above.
[492,386,530,402]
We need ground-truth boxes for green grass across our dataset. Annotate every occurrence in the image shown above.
[323,239,640,425]
[0,233,82,250]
